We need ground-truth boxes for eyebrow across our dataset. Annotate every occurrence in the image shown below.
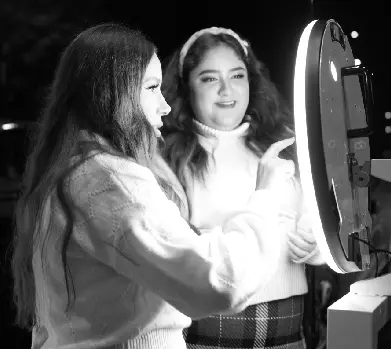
[143,77,162,84]
[198,67,246,76]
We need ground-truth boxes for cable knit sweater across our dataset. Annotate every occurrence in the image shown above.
[185,120,324,304]
[32,133,286,349]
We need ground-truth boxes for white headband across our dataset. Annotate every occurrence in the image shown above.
[178,27,249,78]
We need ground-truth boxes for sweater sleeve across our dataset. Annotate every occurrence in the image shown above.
[69,155,282,319]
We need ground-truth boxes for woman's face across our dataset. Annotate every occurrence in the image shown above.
[188,44,249,131]
[140,53,171,137]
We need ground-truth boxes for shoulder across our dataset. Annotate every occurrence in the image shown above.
[68,152,161,207]
[73,152,155,183]
[97,153,155,180]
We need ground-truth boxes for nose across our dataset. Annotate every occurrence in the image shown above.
[159,91,171,116]
[218,78,233,97]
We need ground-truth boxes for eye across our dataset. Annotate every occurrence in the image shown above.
[233,74,245,79]
[147,84,160,92]
[200,76,217,83]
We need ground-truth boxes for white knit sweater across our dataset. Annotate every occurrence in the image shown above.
[186,120,324,304]
[32,134,286,349]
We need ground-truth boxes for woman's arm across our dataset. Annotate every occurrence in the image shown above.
[70,155,283,319]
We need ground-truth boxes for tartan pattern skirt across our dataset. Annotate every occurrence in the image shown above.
[184,295,306,349]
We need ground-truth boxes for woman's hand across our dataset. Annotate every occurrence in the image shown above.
[288,213,325,265]
[288,218,317,261]
[256,138,296,191]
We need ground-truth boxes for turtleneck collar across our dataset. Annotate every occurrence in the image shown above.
[192,118,250,139]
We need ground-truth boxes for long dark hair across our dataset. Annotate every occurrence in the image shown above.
[161,31,297,186]
[12,23,187,329]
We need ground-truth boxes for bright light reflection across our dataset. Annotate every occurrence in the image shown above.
[330,61,338,81]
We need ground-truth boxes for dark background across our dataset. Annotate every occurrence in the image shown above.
[1,0,390,348]
[1,0,390,143]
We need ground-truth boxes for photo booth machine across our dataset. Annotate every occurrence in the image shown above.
[293,19,391,349]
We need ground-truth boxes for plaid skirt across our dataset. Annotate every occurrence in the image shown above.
[184,295,305,349]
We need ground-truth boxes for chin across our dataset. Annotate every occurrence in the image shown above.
[220,120,244,131]
[215,113,245,128]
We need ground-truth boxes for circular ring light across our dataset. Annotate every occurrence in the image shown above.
[294,19,373,273]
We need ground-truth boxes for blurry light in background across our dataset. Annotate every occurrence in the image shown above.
[386,126,391,134]
[1,123,18,131]
[351,31,359,39]
[385,112,391,119]
[354,58,361,66]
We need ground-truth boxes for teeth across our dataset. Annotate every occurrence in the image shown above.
[218,101,235,106]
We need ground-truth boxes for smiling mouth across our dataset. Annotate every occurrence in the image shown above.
[216,101,236,108]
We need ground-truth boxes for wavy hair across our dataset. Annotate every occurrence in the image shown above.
[161,31,298,186]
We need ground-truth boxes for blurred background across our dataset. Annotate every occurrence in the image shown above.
[1,0,390,348]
